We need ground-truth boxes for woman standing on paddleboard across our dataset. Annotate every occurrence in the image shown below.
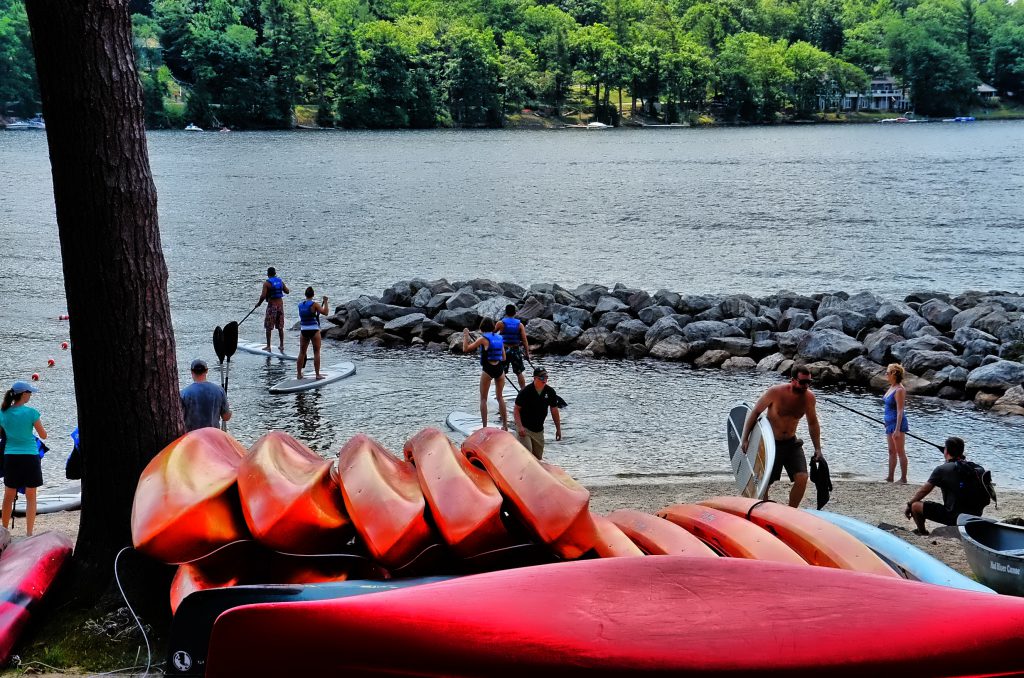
[0,381,46,535]
[883,363,909,484]
[297,287,330,381]
[463,318,508,430]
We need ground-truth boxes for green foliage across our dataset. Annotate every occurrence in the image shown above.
[718,31,793,120]
[0,0,37,116]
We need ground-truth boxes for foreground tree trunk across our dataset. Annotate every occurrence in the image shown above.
[25,0,185,601]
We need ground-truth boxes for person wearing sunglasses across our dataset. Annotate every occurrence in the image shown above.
[513,366,562,460]
[740,365,823,507]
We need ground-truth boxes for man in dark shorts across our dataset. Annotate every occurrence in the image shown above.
[513,366,562,460]
[496,305,531,389]
[740,365,823,507]
[256,266,289,352]
[906,436,988,535]
[180,359,232,431]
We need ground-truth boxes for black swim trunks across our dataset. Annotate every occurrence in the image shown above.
[301,329,319,339]
[482,360,503,379]
[504,346,525,375]
[922,501,960,526]
[4,454,43,489]
[770,437,808,483]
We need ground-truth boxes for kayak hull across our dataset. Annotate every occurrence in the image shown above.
[591,513,644,558]
[606,509,718,557]
[658,503,807,565]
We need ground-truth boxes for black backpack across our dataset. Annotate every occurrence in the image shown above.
[954,460,996,515]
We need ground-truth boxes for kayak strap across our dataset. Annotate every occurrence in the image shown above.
[747,498,775,521]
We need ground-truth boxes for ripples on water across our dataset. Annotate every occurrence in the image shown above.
[2,123,1023,490]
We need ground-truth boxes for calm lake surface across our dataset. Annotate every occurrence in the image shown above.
[2,122,1024,492]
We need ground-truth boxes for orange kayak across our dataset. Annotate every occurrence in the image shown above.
[657,504,807,565]
[237,431,351,554]
[699,497,899,577]
[132,428,250,564]
[335,434,433,569]
[607,509,718,557]
[404,428,511,557]
[591,513,644,558]
[461,428,597,559]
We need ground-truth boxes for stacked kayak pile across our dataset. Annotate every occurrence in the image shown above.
[132,427,1024,677]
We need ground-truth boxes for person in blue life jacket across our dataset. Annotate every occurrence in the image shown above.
[495,304,532,390]
[462,318,508,430]
[297,287,330,381]
[0,381,46,535]
[257,266,290,352]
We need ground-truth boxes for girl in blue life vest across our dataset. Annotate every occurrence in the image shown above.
[297,287,330,381]
[0,381,46,535]
[462,318,508,430]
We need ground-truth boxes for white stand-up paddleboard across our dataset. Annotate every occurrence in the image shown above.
[237,341,298,361]
[14,491,82,516]
[445,411,516,437]
[269,362,356,394]
[726,401,776,499]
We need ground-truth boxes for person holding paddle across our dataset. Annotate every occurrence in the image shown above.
[883,363,909,484]
[257,266,290,353]
[297,287,330,381]
[740,365,823,508]
[496,304,531,390]
[463,318,508,430]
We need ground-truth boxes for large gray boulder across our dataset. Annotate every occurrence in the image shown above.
[466,278,505,295]
[835,309,873,336]
[383,312,428,334]
[573,283,608,309]
[695,350,731,368]
[500,281,527,300]
[709,337,752,356]
[446,287,482,311]
[953,326,998,348]
[616,318,650,343]
[951,304,1000,332]
[775,329,811,356]
[604,331,629,358]
[797,329,865,364]
[427,279,455,295]
[517,296,552,321]
[962,339,1000,359]
[695,306,726,322]
[576,326,611,350]
[645,316,684,349]
[473,296,517,321]
[722,356,757,370]
[682,320,741,343]
[811,315,845,332]
[549,323,583,352]
[425,292,451,316]
[410,287,433,308]
[933,365,970,388]
[381,281,414,306]
[842,356,886,383]
[751,338,780,360]
[677,294,719,315]
[996,319,1024,344]
[781,308,814,331]
[718,295,758,319]
[901,315,929,337]
[876,301,918,326]
[638,305,675,326]
[551,303,590,329]
[890,335,955,362]
[845,291,885,318]
[918,298,960,330]
[903,350,962,374]
[764,290,817,312]
[966,360,1024,392]
[992,385,1024,415]
[863,329,903,365]
[594,295,629,316]
[649,336,690,361]
[757,353,788,371]
[653,289,681,310]
[626,290,654,313]
[974,310,1011,337]
[598,311,633,329]
[434,307,481,330]
[359,303,422,322]
[525,318,560,346]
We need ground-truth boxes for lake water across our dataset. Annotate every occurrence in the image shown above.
[2,122,1023,493]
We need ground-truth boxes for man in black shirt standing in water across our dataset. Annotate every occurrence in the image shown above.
[514,366,562,460]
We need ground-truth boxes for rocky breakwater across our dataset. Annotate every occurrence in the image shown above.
[322,280,1024,416]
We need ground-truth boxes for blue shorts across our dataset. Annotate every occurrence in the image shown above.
[885,417,909,434]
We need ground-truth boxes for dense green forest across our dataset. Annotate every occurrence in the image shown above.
[2,0,1024,127]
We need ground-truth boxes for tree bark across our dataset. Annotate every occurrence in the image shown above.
[25,0,185,601]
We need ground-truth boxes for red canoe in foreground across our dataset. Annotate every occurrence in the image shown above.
[0,532,74,664]
[206,556,1024,677]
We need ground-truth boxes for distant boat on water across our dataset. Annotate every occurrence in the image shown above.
[3,116,45,130]
[184,123,203,131]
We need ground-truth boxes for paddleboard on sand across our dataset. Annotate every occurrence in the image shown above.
[14,492,81,516]
[237,342,298,361]
[726,401,775,499]
[269,363,356,394]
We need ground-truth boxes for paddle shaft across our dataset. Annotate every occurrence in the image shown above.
[819,396,943,450]
[238,302,260,327]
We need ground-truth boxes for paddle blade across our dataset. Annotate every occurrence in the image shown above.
[224,322,239,359]
[213,326,225,363]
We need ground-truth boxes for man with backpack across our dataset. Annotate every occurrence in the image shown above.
[905,436,994,536]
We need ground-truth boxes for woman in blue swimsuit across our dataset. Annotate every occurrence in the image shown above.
[883,363,909,484]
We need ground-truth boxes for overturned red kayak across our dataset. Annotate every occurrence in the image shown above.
[0,531,74,664]
[658,504,807,565]
[132,428,250,564]
[205,556,1024,676]
[461,428,597,559]
[700,496,898,577]
[237,431,351,554]
[590,513,644,558]
[606,509,718,557]
[404,428,511,557]
[335,434,433,568]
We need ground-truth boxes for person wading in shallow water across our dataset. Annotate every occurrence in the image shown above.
[463,318,507,430]
[297,287,330,381]
[257,266,289,352]
[496,304,531,390]
[513,366,562,460]
[740,365,824,508]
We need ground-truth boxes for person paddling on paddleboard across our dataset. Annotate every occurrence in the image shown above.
[496,304,532,390]
[463,318,508,430]
[740,364,823,508]
[297,287,330,381]
[257,266,290,353]
[180,359,231,431]
[0,381,46,535]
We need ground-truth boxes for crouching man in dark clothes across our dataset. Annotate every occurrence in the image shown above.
[906,436,990,536]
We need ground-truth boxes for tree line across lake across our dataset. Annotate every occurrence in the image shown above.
[2,0,1024,128]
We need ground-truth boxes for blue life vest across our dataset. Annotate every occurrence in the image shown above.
[298,299,319,329]
[267,276,285,300]
[480,332,504,363]
[500,317,522,346]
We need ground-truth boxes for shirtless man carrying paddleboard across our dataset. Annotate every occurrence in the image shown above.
[740,365,823,508]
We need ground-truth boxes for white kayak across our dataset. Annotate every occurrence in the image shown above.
[269,362,356,394]
[237,342,298,361]
[13,492,82,516]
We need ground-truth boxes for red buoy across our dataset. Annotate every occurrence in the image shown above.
[58,314,70,320]
[61,342,69,350]
[31,373,40,381]
[47,359,55,367]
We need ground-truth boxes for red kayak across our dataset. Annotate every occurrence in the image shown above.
[0,531,74,664]
[132,428,251,564]
[205,555,1024,676]
[404,428,512,557]
[606,509,718,557]
[658,504,807,565]
[237,431,351,554]
[590,513,644,558]
[461,429,597,559]
[334,434,434,569]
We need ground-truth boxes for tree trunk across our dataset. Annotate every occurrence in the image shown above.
[25,0,185,602]
[594,83,600,119]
